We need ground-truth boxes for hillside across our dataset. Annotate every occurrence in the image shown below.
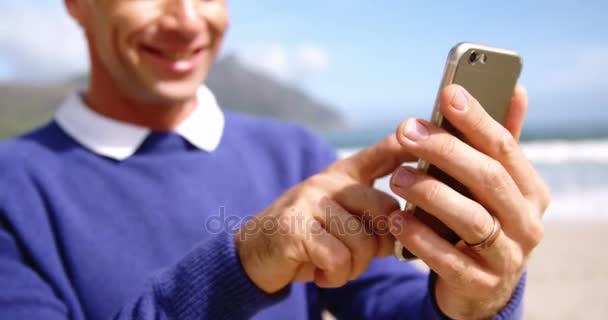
[0,55,347,139]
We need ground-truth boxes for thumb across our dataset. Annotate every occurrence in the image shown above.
[504,84,528,141]
[331,134,417,185]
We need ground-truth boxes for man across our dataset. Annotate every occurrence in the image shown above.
[0,0,549,319]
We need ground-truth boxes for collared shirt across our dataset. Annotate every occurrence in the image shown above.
[54,86,224,161]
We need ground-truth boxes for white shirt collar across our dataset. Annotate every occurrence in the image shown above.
[54,86,224,161]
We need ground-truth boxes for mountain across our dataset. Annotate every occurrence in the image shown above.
[0,55,347,139]
[206,55,346,130]
[0,84,73,139]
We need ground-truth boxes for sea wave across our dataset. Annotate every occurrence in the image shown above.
[338,139,608,164]
[338,139,608,221]
[372,175,608,222]
[522,140,608,164]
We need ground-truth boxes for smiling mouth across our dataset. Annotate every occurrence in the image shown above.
[139,44,208,74]
[141,45,205,61]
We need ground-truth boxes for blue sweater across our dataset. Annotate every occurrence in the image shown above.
[0,112,524,319]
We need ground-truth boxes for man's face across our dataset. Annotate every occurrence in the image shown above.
[67,0,228,104]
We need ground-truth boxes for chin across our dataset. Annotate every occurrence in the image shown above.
[143,80,203,105]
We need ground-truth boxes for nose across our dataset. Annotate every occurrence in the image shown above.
[162,0,206,37]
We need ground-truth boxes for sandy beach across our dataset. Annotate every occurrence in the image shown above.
[369,174,608,319]
[321,222,608,319]
[410,222,608,319]
[524,222,608,319]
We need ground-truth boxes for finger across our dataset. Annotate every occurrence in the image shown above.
[293,263,316,283]
[504,85,552,214]
[333,135,417,185]
[504,84,528,141]
[389,212,489,286]
[455,228,522,273]
[395,118,528,232]
[332,183,399,235]
[307,173,400,235]
[389,166,494,246]
[439,85,550,212]
[304,218,352,288]
[375,232,397,257]
[393,212,523,295]
[316,197,377,280]
[330,185,397,258]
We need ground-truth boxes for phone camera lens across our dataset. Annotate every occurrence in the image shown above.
[469,51,478,64]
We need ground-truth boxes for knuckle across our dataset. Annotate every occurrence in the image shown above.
[475,274,503,296]
[482,160,509,191]
[258,215,280,235]
[497,131,518,158]
[470,210,493,242]
[305,174,329,190]
[306,174,323,185]
[525,220,545,249]
[496,241,526,275]
[511,248,526,271]
[503,241,526,273]
[538,183,552,212]
[276,214,293,233]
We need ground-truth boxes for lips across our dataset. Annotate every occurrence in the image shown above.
[142,45,203,60]
[139,44,207,74]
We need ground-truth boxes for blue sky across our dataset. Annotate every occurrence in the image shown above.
[1,1,607,129]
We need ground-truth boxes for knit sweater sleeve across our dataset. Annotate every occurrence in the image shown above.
[0,219,288,320]
[114,231,290,319]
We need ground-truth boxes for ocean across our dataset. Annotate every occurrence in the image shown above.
[335,139,608,221]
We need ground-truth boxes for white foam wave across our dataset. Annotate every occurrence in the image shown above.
[522,140,608,164]
[338,139,608,164]
[338,140,608,221]
[542,188,608,221]
[372,175,608,222]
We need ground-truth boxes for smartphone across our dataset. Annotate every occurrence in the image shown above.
[396,42,523,260]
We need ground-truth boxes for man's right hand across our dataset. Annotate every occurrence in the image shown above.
[235,136,415,294]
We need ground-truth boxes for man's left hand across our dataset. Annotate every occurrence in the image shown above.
[389,84,550,319]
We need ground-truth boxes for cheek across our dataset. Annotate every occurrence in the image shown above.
[111,3,163,55]
[203,4,230,39]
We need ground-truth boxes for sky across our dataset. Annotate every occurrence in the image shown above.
[1,0,607,129]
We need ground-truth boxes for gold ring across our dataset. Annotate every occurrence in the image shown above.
[465,215,501,250]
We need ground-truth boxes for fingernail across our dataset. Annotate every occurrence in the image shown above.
[392,167,414,188]
[451,87,469,111]
[402,119,429,142]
